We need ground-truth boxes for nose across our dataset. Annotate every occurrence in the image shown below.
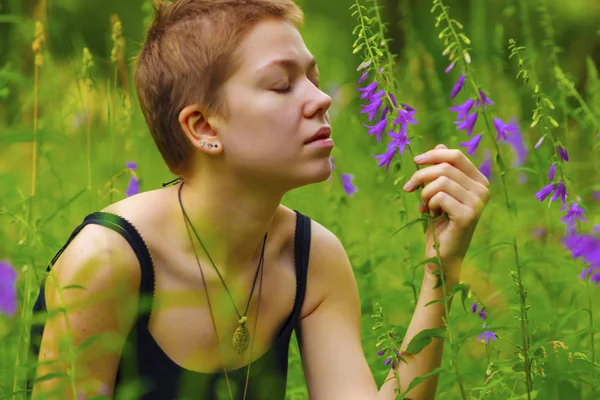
[304,83,332,119]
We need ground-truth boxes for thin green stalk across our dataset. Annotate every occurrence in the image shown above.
[435,2,533,398]
[108,72,117,205]
[13,23,43,399]
[354,2,464,397]
[47,271,79,399]
[429,217,468,400]
[86,88,92,192]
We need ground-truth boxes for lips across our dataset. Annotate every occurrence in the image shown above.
[306,127,331,144]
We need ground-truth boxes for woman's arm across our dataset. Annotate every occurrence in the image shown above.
[31,225,140,399]
[377,268,457,400]
[297,224,452,400]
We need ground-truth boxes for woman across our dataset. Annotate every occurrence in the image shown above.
[31,0,490,399]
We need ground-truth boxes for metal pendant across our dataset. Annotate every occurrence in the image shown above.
[233,323,250,354]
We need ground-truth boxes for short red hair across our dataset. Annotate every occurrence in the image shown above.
[134,0,304,175]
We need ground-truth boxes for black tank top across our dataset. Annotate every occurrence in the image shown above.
[30,210,312,399]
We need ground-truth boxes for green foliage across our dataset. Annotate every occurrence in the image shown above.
[1,0,599,399]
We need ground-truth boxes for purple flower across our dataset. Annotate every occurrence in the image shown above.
[341,174,358,196]
[384,357,392,366]
[373,145,397,173]
[0,261,17,316]
[449,99,475,121]
[474,90,494,109]
[388,130,411,155]
[493,118,519,142]
[358,81,378,100]
[389,93,398,108]
[459,134,483,156]
[402,103,416,116]
[380,106,391,121]
[392,106,418,128]
[477,331,497,344]
[369,89,386,103]
[504,120,527,166]
[445,61,456,74]
[562,233,600,262]
[455,112,478,136]
[551,181,567,205]
[377,349,385,356]
[561,202,587,235]
[126,161,137,170]
[535,183,555,202]
[360,97,383,122]
[479,149,492,180]
[478,308,487,321]
[558,146,569,162]
[471,302,477,313]
[358,70,369,84]
[363,119,388,143]
[549,164,556,181]
[125,176,140,197]
[450,74,466,99]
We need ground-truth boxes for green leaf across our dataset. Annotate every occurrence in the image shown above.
[389,217,428,238]
[507,166,538,176]
[33,372,69,383]
[62,284,86,291]
[0,129,65,146]
[411,257,441,274]
[424,299,444,307]
[404,328,446,355]
[466,241,513,262]
[397,367,446,398]
[77,334,105,351]
[42,188,88,225]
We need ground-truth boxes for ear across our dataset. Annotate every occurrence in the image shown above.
[178,104,223,154]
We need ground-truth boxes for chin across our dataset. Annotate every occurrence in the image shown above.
[293,164,333,189]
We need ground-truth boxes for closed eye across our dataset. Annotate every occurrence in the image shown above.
[273,85,292,94]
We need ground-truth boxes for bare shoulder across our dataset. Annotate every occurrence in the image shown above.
[49,223,141,295]
[101,186,171,229]
[34,199,148,398]
[47,187,171,299]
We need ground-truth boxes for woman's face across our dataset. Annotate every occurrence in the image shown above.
[213,18,333,192]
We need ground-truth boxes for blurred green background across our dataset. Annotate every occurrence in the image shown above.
[1,0,600,399]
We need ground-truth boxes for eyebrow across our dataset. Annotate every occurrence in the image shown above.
[256,56,318,75]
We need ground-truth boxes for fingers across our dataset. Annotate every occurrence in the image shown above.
[420,176,481,209]
[413,147,489,188]
[404,162,487,197]
[428,192,477,228]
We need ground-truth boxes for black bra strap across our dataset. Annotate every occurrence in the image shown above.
[292,210,311,324]
[47,212,155,324]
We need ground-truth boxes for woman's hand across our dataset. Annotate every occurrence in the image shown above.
[403,144,490,282]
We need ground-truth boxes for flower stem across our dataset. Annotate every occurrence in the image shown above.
[355,2,463,395]
[429,217,468,400]
[86,88,92,192]
[436,2,533,398]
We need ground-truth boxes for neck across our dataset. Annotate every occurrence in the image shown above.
[175,176,283,278]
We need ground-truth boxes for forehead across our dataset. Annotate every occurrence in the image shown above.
[235,18,314,74]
